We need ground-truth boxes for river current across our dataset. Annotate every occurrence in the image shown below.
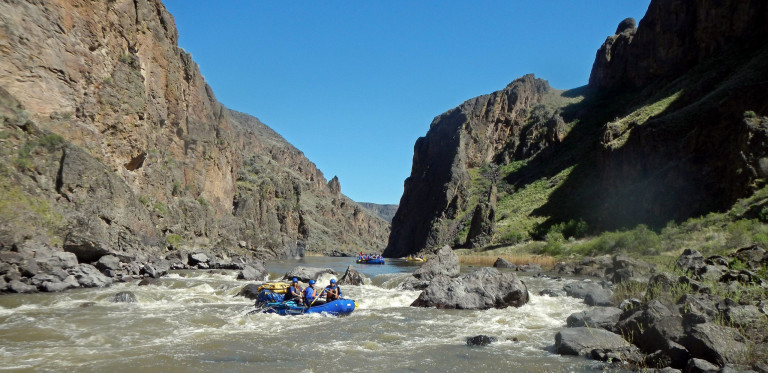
[0,257,603,372]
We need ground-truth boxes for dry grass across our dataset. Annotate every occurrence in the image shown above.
[458,254,557,269]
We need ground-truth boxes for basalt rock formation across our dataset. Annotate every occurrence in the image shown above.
[385,0,768,257]
[0,0,388,292]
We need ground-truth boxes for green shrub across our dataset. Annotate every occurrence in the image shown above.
[38,133,65,150]
[498,230,526,245]
[166,234,182,246]
[548,219,589,239]
[138,195,150,206]
[153,202,167,215]
[574,224,659,256]
[197,197,208,207]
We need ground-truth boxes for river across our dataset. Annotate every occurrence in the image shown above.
[0,257,604,372]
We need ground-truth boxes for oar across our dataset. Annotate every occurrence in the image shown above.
[309,288,329,307]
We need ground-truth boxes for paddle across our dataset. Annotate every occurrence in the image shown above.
[308,287,327,307]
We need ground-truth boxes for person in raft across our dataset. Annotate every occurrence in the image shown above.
[285,278,303,305]
[304,279,325,306]
[324,279,342,301]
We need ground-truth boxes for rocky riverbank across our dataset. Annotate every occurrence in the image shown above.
[388,244,768,371]
[0,240,266,293]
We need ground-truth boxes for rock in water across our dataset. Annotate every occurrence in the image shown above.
[113,291,137,303]
[411,267,528,309]
[282,266,336,282]
[74,263,113,288]
[493,257,516,269]
[412,245,459,281]
[555,327,635,357]
[466,335,497,346]
[237,261,267,281]
[338,266,367,285]
[236,284,262,300]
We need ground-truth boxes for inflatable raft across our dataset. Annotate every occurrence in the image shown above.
[356,257,385,264]
[263,299,356,316]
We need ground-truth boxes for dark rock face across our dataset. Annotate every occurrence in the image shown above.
[465,199,496,249]
[338,266,367,286]
[590,0,768,90]
[384,75,562,257]
[410,267,529,310]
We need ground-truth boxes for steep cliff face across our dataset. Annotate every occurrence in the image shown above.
[384,75,573,257]
[0,0,389,264]
[546,0,768,229]
[386,0,768,256]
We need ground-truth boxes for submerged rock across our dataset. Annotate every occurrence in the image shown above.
[113,291,137,303]
[466,335,497,346]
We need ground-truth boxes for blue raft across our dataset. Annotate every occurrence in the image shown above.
[356,257,385,264]
[263,299,356,316]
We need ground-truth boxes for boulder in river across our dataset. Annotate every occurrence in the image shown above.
[338,266,367,285]
[411,267,529,309]
[282,266,337,282]
[113,291,137,303]
[555,327,636,358]
[563,280,613,305]
[566,307,623,331]
[412,245,459,281]
[237,283,262,300]
[237,261,267,281]
[466,335,497,346]
[73,263,113,288]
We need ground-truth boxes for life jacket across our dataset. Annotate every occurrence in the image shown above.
[304,286,317,303]
[325,285,341,299]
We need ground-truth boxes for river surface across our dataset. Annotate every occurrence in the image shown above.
[0,257,605,372]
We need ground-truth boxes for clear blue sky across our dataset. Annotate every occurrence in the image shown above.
[163,1,651,205]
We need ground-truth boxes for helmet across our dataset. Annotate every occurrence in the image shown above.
[292,277,298,283]
[308,280,315,285]
[330,279,336,284]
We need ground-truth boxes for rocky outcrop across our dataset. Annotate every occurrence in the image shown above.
[387,0,768,254]
[338,266,367,286]
[0,0,390,293]
[590,0,768,90]
[410,267,529,310]
[384,75,567,257]
[555,327,638,359]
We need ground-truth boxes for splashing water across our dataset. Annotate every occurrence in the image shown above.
[0,258,602,372]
